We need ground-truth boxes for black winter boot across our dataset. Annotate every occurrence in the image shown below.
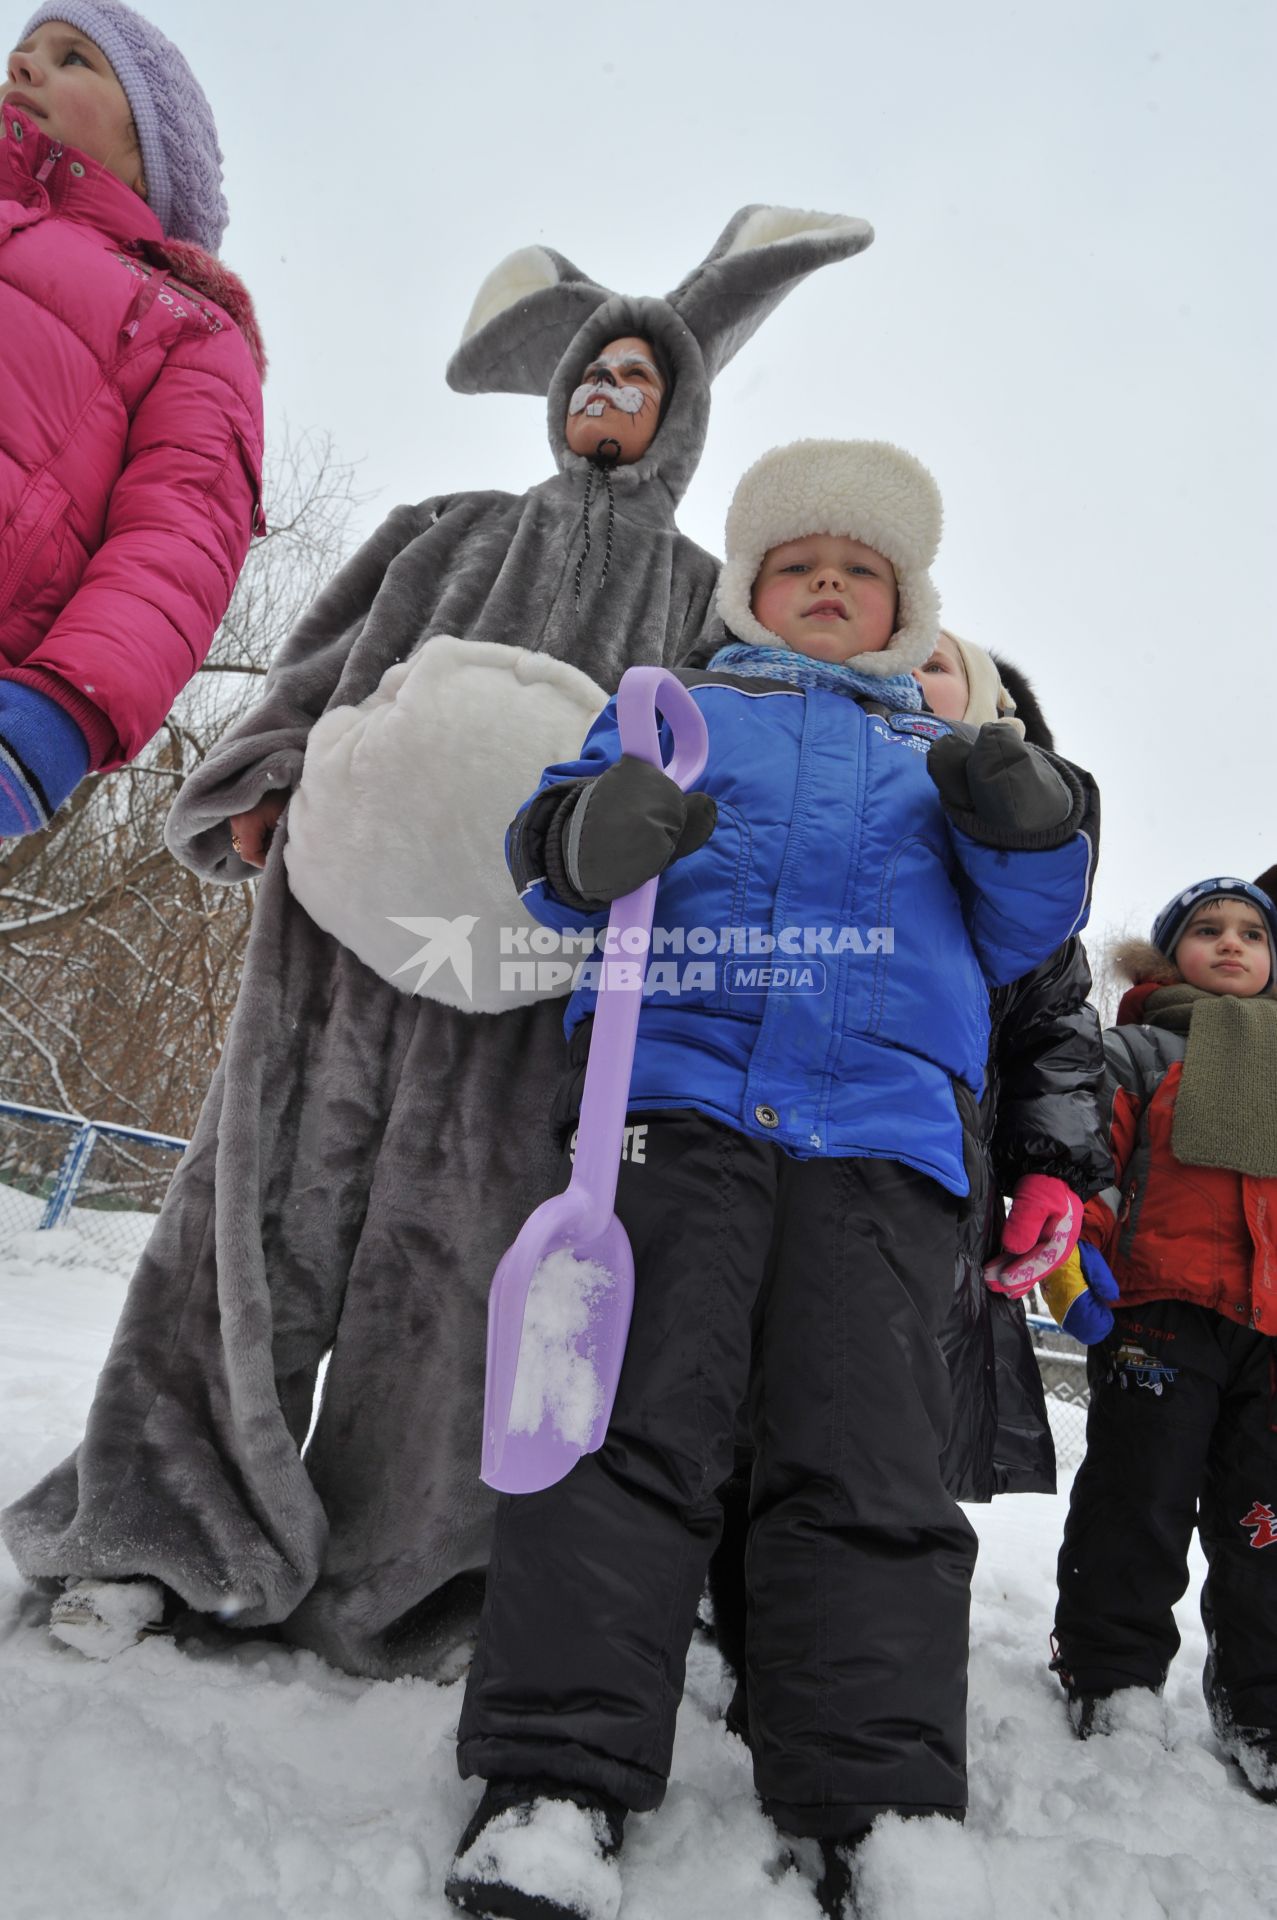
[445,1777,627,1920]
[1064,1685,1163,1741]
[1214,1725,1277,1804]
[723,1677,749,1745]
[1050,1642,1165,1743]
[784,1834,865,1918]
[816,1839,862,1918]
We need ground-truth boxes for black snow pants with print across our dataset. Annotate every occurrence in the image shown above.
[1054,1300,1277,1737]
[456,1111,976,1839]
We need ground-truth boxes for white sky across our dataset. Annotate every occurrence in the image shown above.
[144,0,1273,954]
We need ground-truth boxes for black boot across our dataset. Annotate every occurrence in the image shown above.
[445,1777,626,1920]
[1063,1684,1163,1741]
[1216,1726,1277,1804]
[723,1677,750,1745]
[783,1833,865,1919]
[816,1839,862,1918]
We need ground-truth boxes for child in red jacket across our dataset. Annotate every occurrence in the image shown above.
[1048,875,1277,1802]
[0,2,264,836]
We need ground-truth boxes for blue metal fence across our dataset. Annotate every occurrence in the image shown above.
[0,1099,187,1269]
[0,1098,1092,1462]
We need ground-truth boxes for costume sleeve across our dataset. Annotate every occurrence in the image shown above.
[989,938,1113,1198]
[1080,1028,1147,1256]
[12,321,265,769]
[165,498,442,880]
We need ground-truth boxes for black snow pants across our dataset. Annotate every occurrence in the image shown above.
[1054,1300,1277,1738]
[456,1111,977,1839]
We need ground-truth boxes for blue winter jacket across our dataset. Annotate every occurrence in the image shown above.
[509,669,1097,1196]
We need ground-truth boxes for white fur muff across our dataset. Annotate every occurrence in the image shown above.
[284,638,607,1013]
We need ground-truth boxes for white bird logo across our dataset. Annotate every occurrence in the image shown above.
[388,915,479,1000]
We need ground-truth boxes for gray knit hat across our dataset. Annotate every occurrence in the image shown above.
[22,3,227,252]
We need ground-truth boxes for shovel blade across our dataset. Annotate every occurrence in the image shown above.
[482,1203,634,1494]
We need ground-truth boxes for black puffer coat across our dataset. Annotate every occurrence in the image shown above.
[940,935,1114,1500]
[940,655,1111,1500]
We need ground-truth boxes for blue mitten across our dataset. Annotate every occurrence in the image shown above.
[0,681,91,836]
[1040,1241,1120,1344]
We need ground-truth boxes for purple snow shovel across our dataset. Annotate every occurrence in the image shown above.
[481,665,709,1494]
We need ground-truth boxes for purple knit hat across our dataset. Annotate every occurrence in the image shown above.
[21,2,227,252]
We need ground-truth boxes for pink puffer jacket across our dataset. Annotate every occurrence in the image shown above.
[0,105,265,768]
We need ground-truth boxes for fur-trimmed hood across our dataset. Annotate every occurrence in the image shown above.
[136,238,266,380]
[1112,936,1277,1023]
[446,206,873,507]
[989,655,1053,751]
[713,438,942,675]
[1113,938,1181,991]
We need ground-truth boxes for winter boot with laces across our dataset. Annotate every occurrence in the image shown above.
[445,1776,627,1920]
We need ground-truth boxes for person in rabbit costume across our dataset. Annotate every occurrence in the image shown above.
[0,205,873,1676]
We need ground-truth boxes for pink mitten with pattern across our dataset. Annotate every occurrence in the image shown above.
[984,1174,1083,1299]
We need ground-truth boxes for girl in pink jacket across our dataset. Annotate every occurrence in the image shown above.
[0,2,265,836]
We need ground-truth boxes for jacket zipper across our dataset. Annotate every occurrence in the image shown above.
[34,142,63,186]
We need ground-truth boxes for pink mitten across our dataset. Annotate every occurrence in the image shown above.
[984,1174,1083,1299]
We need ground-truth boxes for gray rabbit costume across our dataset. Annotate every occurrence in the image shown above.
[2,207,873,1678]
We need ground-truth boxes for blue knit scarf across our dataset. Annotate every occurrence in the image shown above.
[710,642,923,713]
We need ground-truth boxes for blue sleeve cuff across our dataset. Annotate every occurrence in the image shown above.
[0,680,91,834]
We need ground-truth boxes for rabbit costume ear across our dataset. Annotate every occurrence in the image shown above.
[446,245,614,396]
[665,205,874,382]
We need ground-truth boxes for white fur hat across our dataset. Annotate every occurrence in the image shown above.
[714,438,942,676]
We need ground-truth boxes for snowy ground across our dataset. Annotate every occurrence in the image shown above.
[1,1223,1273,1920]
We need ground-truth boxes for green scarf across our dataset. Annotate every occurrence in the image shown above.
[1143,984,1277,1178]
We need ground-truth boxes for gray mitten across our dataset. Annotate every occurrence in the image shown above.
[928,725,1082,849]
[561,755,717,905]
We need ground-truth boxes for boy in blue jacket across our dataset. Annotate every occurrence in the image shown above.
[447,440,1099,1920]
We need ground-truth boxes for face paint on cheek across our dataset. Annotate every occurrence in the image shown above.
[568,384,650,418]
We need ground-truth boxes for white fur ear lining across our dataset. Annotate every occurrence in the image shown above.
[723,206,873,258]
[459,246,561,344]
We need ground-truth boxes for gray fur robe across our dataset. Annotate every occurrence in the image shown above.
[2,207,872,1677]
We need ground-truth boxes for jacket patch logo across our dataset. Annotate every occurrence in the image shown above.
[869,719,930,755]
[1240,1501,1277,1549]
[888,713,951,743]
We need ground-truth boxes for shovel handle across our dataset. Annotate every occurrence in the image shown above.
[615,666,709,789]
[569,669,709,1228]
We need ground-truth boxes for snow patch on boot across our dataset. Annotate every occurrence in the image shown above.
[49,1579,166,1660]
[1225,1728,1277,1803]
[448,1795,622,1920]
[1068,1684,1166,1744]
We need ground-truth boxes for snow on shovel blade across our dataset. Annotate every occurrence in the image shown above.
[482,1203,634,1494]
[481,666,709,1495]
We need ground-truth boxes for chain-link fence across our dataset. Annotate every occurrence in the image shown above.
[1027,1309,1090,1471]
[0,1100,187,1274]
